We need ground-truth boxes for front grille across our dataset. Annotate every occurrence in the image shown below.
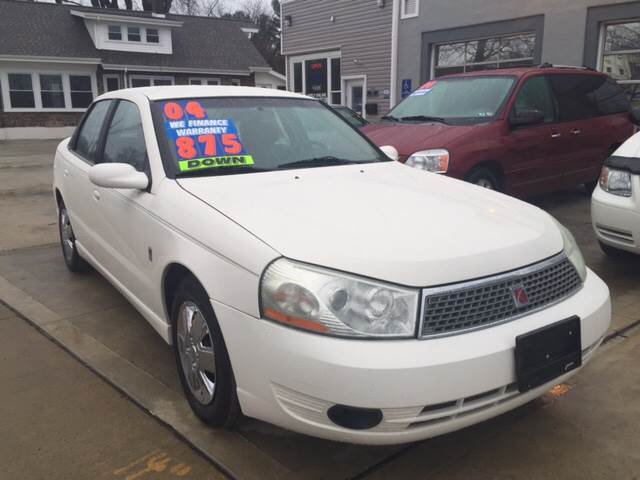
[420,255,582,338]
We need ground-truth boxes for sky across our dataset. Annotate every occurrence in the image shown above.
[42,0,273,14]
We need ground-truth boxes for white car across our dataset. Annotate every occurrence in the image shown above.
[53,86,610,445]
[592,133,640,256]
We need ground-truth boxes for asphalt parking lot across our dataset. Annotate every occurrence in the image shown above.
[1,139,640,480]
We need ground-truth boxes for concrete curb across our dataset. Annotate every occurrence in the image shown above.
[0,274,290,480]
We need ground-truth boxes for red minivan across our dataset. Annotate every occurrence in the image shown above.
[363,66,638,197]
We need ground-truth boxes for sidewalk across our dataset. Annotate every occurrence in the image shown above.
[0,302,225,480]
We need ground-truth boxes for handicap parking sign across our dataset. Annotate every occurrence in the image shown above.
[401,79,412,98]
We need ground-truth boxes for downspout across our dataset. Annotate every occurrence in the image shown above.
[389,0,400,108]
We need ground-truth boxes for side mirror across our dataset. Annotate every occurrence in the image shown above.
[509,108,545,128]
[380,145,399,161]
[89,163,149,190]
[630,108,640,126]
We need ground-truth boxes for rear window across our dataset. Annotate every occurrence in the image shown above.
[548,74,629,121]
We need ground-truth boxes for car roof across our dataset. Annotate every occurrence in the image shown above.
[437,66,608,80]
[96,85,312,102]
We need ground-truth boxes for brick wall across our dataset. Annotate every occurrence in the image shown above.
[0,111,83,129]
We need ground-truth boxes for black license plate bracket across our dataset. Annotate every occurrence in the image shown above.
[515,316,582,393]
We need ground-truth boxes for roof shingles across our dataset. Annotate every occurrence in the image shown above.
[0,0,268,72]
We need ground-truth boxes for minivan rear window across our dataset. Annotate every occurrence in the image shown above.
[548,74,629,121]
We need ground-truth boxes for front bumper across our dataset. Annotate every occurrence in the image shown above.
[214,268,610,445]
[592,181,640,254]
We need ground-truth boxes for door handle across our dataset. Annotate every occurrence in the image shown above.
[551,133,561,138]
[92,190,101,201]
[571,129,582,135]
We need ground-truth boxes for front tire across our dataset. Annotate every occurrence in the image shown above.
[465,167,500,191]
[58,201,89,273]
[171,276,240,427]
[599,241,629,258]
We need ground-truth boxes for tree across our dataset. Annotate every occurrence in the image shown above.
[222,0,284,73]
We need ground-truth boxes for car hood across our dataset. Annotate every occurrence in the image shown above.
[362,122,474,158]
[177,162,562,287]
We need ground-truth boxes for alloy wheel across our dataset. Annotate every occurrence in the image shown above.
[59,207,75,261]
[176,301,217,405]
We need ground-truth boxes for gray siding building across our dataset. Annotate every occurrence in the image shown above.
[281,0,393,119]
[281,0,640,114]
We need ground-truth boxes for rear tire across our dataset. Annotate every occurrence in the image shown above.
[465,167,500,191]
[171,275,241,428]
[58,201,89,273]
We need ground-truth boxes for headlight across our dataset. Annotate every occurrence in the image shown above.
[553,219,587,283]
[260,258,420,338]
[599,167,632,197]
[406,149,450,173]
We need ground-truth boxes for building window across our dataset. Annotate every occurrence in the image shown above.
[130,76,174,87]
[600,20,640,106]
[289,52,341,105]
[305,59,327,98]
[146,28,159,43]
[293,62,302,93]
[131,78,151,88]
[104,75,120,92]
[331,58,342,104]
[39,74,65,108]
[401,0,419,19]
[70,75,93,108]
[128,27,141,42]
[189,78,221,85]
[230,78,241,86]
[108,25,122,41]
[8,73,35,108]
[433,32,536,77]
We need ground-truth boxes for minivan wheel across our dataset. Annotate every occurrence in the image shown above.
[58,201,89,273]
[465,167,499,191]
[171,276,240,428]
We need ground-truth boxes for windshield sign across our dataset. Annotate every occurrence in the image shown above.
[162,101,254,172]
[387,76,515,124]
[156,97,386,176]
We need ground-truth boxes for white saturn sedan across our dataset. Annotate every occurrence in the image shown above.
[53,86,611,445]
[592,132,640,256]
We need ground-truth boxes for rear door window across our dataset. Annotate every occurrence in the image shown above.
[513,76,556,122]
[548,74,628,121]
[73,100,112,162]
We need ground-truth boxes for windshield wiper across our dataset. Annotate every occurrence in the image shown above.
[176,165,268,177]
[277,156,361,169]
[381,114,399,122]
[398,115,449,124]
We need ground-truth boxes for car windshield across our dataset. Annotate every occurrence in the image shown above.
[386,76,516,125]
[153,97,387,177]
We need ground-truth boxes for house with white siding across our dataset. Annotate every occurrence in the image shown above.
[0,0,284,140]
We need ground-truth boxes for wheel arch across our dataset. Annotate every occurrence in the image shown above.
[162,262,207,327]
[465,160,505,190]
[55,188,63,206]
